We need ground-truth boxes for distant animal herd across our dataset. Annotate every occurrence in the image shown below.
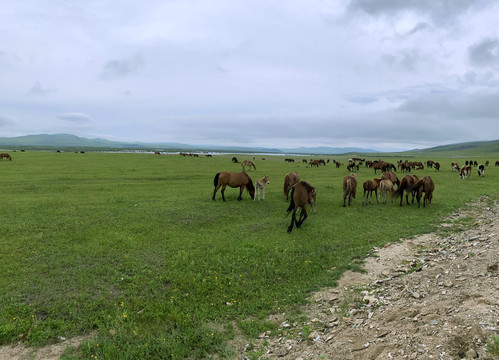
[210,156,496,233]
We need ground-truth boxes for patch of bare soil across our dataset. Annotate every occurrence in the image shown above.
[0,334,92,360]
[240,197,499,360]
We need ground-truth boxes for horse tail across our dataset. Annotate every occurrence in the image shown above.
[407,178,424,193]
[392,179,407,198]
[213,173,220,187]
[286,187,296,215]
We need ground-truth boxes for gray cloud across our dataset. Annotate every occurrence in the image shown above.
[468,37,499,67]
[26,82,57,96]
[100,54,144,80]
[56,113,92,123]
[347,0,492,25]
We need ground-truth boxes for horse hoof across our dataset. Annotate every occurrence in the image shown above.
[287,228,293,233]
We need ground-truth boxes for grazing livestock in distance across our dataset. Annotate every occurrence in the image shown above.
[392,175,419,206]
[254,175,270,201]
[407,176,434,208]
[309,159,320,167]
[478,164,485,177]
[0,153,12,161]
[212,171,255,201]
[284,172,300,201]
[343,174,357,207]
[460,165,471,179]
[241,160,256,171]
[232,157,238,163]
[362,178,381,205]
[451,162,460,172]
[378,180,394,204]
[434,162,440,171]
[496,161,499,167]
[286,181,316,233]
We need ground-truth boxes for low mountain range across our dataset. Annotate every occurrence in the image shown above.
[0,134,497,155]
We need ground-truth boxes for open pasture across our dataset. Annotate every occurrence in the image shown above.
[0,151,497,359]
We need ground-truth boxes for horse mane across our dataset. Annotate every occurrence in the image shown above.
[246,175,255,192]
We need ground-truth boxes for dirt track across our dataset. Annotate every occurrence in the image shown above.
[239,197,499,360]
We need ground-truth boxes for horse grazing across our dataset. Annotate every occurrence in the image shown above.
[232,156,238,163]
[284,172,300,201]
[392,174,419,206]
[343,174,357,207]
[459,165,471,179]
[477,164,485,177]
[378,180,394,204]
[381,171,400,189]
[241,160,256,171]
[362,178,381,205]
[451,162,460,172]
[0,153,12,161]
[407,176,434,208]
[212,171,255,201]
[254,175,270,201]
[286,181,316,233]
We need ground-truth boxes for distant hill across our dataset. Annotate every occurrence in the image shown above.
[0,134,378,154]
[0,134,497,155]
[406,139,499,156]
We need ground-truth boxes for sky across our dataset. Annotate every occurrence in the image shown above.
[1,0,499,151]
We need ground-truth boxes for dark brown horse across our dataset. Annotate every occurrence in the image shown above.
[343,174,357,207]
[407,176,434,208]
[284,172,300,201]
[392,174,419,206]
[0,153,12,161]
[212,171,255,201]
[286,181,316,233]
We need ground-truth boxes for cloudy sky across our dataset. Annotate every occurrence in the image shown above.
[1,0,498,151]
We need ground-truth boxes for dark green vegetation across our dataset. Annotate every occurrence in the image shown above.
[0,151,498,359]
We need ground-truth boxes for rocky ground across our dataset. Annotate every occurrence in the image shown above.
[239,196,499,360]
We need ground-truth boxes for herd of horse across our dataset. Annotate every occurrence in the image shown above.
[212,157,480,232]
[211,156,498,232]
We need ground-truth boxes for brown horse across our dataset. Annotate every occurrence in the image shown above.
[392,174,419,206]
[407,176,434,208]
[0,153,12,161]
[284,172,300,201]
[343,174,357,207]
[241,160,256,171]
[362,178,381,205]
[381,171,400,189]
[286,181,316,233]
[212,171,255,201]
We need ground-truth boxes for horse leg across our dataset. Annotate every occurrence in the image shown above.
[238,185,246,201]
[262,186,265,200]
[297,208,308,228]
[212,184,221,200]
[221,185,227,201]
[287,209,297,233]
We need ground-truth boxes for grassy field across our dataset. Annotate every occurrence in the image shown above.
[0,151,497,359]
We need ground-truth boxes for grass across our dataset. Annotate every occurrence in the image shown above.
[0,151,498,359]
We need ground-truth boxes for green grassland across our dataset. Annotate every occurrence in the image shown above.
[0,151,498,359]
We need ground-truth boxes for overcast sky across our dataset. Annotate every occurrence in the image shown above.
[1,1,498,151]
